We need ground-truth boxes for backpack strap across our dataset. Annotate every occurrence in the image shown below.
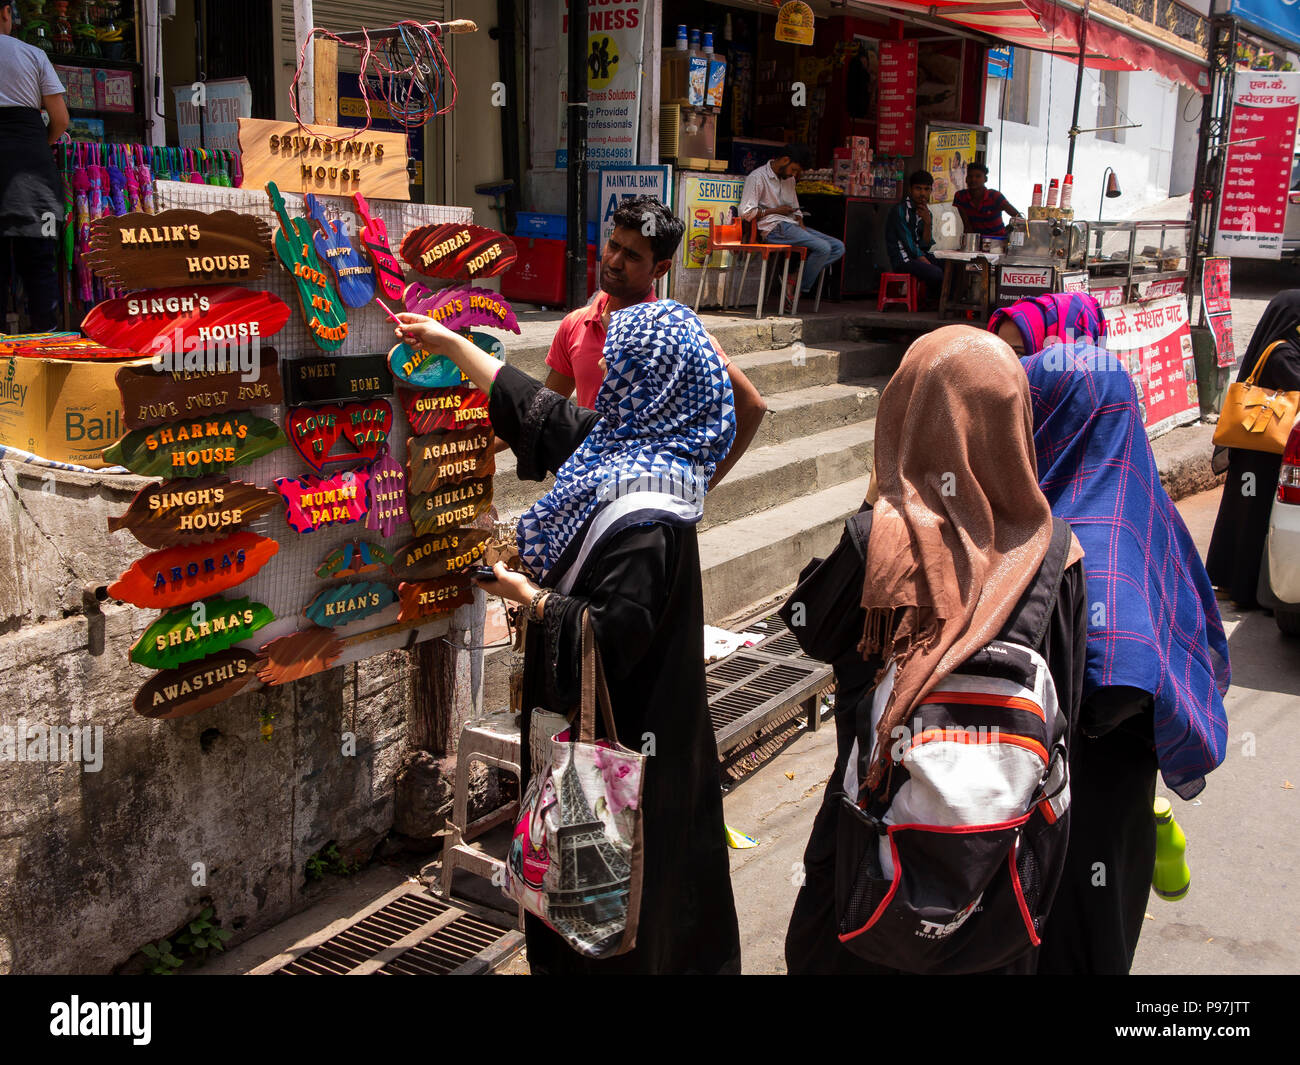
[845,505,873,561]
[998,518,1074,652]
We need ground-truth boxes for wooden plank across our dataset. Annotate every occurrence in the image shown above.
[313,38,340,126]
[239,118,411,202]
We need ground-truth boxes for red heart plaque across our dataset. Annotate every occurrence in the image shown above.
[286,406,343,470]
[339,400,393,460]
[286,399,392,471]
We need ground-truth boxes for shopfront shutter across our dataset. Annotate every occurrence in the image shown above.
[280,1,450,73]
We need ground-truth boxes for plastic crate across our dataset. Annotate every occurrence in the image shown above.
[500,238,597,307]
[514,213,598,244]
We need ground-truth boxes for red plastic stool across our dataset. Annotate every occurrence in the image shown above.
[877,273,924,312]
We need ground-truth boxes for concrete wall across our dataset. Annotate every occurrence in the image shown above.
[983,54,1185,220]
[0,462,479,974]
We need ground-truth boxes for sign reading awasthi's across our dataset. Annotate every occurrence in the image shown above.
[1231,0,1300,53]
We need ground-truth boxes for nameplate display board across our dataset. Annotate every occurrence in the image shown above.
[115,347,283,430]
[107,476,283,548]
[404,283,520,334]
[86,210,274,289]
[239,118,411,201]
[102,413,288,478]
[81,286,291,355]
[304,581,397,629]
[282,353,392,406]
[134,650,259,719]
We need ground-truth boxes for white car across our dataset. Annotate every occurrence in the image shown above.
[1263,421,1300,636]
[1286,153,1300,263]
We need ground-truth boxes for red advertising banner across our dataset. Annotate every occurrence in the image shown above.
[1200,256,1235,368]
[1214,71,1300,259]
[878,41,918,156]
[1103,297,1200,439]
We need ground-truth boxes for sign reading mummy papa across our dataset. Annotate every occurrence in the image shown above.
[275,467,370,534]
[403,283,520,334]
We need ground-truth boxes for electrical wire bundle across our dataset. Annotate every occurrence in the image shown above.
[289,19,460,142]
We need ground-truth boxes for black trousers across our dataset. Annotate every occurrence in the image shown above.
[0,236,60,331]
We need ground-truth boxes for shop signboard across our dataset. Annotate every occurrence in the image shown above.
[987,46,1014,80]
[556,0,645,168]
[1133,277,1187,302]
[172,78,252,154]
[926,129,977,205]
[1230,0,1300,53]
[1201,256,1235,368]
[597,166,672,255]
[996,264,1053,307]
[775,2,816,46]
[878,41,918,156]
[681,175,745,269]
[1214,70,1300,259]
[1060,271,1089,293]
[238,118,411,202]
[1102,296,1200,439]
[338,76,425,189]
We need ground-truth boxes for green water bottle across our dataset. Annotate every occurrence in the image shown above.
[1152,798,1190,901]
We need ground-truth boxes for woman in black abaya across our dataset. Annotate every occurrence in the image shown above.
[397,300,742,975]
[1206,291,1300,608]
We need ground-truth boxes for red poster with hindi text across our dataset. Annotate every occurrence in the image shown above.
[878,41,917,156]
[1103,297,1200,440]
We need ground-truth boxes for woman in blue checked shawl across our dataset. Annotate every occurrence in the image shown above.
[397,299,741,975]
[1022,343,1229,975]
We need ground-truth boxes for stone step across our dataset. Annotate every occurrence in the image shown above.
[488,377,886,519]
[729,340,900,395]
[699,474,873,624]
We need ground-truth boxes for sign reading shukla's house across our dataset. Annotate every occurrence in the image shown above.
[237,118,411,201]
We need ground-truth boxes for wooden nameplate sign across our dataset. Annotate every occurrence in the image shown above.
[354,194,405,300]
[282,353,391,406]
[108,476,283,549]
[316,539,394,579]
[364,447,408,537]
[286,399,392,471]
[389,331,503,390]
[408,478,493,536]
[81,286,291,354]
[396,576,475,622]
[305,193,376,308]
[304,581,397,629]
[115,346,283,430]
[130,595,275,670]
[102,413,287,478]
[134,650,259,719]
[257,626,345,686]
[239,118,411,202]
[404,283,520,334]
[267,181,349,351]
[275,467,370,534]
[407,428,495,494]
[398,386,490,435]
[86,210,273,289]
[392,529,491,581]
[107,531,279,609]
[400,224,517,281]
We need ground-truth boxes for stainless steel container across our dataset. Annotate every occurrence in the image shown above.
[962,233,981,252]
[982,238,1007,254]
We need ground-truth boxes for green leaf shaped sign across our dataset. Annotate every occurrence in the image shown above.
[131,595,275,671]
[102,412,287,478]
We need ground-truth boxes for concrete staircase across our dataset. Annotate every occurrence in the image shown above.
[493,312,899,624]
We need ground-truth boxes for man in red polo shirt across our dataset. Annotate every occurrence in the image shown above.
[543,196,767,487]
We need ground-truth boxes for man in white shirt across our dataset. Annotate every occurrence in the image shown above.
[1,1,69,332]
[739,144,844,305]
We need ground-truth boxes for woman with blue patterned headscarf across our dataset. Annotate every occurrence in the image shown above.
[397,299,741,976]
[1022,342,1229,975]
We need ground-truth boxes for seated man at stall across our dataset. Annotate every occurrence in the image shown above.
[953,161,1021,240]
[885,170,944,294]
[738,143,845,306]
[543,195,767,488]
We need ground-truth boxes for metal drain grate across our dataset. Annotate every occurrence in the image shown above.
[248,883,523,976]
[706,651,830,754]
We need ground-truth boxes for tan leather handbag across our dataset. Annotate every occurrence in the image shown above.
[1212,340,1300,455]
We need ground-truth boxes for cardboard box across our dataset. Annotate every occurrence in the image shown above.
[834,157,852,176]
[850,136,871,152]
[0,354,144,467]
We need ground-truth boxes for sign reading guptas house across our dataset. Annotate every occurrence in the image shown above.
[238,118,411,201]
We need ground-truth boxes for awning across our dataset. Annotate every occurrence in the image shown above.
[847,0,1210,93]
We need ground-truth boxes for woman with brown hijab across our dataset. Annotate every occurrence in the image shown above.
[784,325,1089,974]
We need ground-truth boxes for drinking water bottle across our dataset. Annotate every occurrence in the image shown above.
[1151,797,1190,901]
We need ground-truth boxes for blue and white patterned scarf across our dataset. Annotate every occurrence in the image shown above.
[517,299,736,586]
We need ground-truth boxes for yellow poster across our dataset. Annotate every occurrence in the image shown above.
[775,1,815,46]
[926,129,977,205]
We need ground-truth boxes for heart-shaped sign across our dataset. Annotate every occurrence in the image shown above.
[285,400,392,471]
[286,405,343,470]
[340,399,392,459]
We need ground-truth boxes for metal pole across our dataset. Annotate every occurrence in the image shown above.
[1065,0,1091,177]
[566,0,589,310]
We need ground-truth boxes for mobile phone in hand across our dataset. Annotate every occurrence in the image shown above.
[467,565,499,581]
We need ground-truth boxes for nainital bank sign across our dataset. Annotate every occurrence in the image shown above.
[556,0,644,168]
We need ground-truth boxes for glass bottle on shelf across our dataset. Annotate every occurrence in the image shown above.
[51,1,74,56]
[73,1,99,58]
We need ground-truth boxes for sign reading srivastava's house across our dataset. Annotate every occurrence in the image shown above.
[238,118,411,201]
[1215,70,1300,260]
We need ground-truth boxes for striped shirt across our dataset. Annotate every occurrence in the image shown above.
[954,188,1015,238]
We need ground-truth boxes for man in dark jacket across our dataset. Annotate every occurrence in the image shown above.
[884,170,943,292]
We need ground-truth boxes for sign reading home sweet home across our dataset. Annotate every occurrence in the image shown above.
[86,210,273,289]
[238,118,411,202]
[115,346,283,430]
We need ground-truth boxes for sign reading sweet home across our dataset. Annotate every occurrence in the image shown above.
[282,353,392,406]
[134,650,259,719]
[107,476,284,548]
[130,595,275,670]
[115,346,283,430]
[81,286,291,354]
[400,223,517,281]
[86,210,274,289]
[238,118,411,201]
[102,413,288,478]
[107,531,279,608]
[285,400,392,471]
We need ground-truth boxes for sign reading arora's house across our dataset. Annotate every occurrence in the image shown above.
[557,0,645,168]
[1214,70,1300,259]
